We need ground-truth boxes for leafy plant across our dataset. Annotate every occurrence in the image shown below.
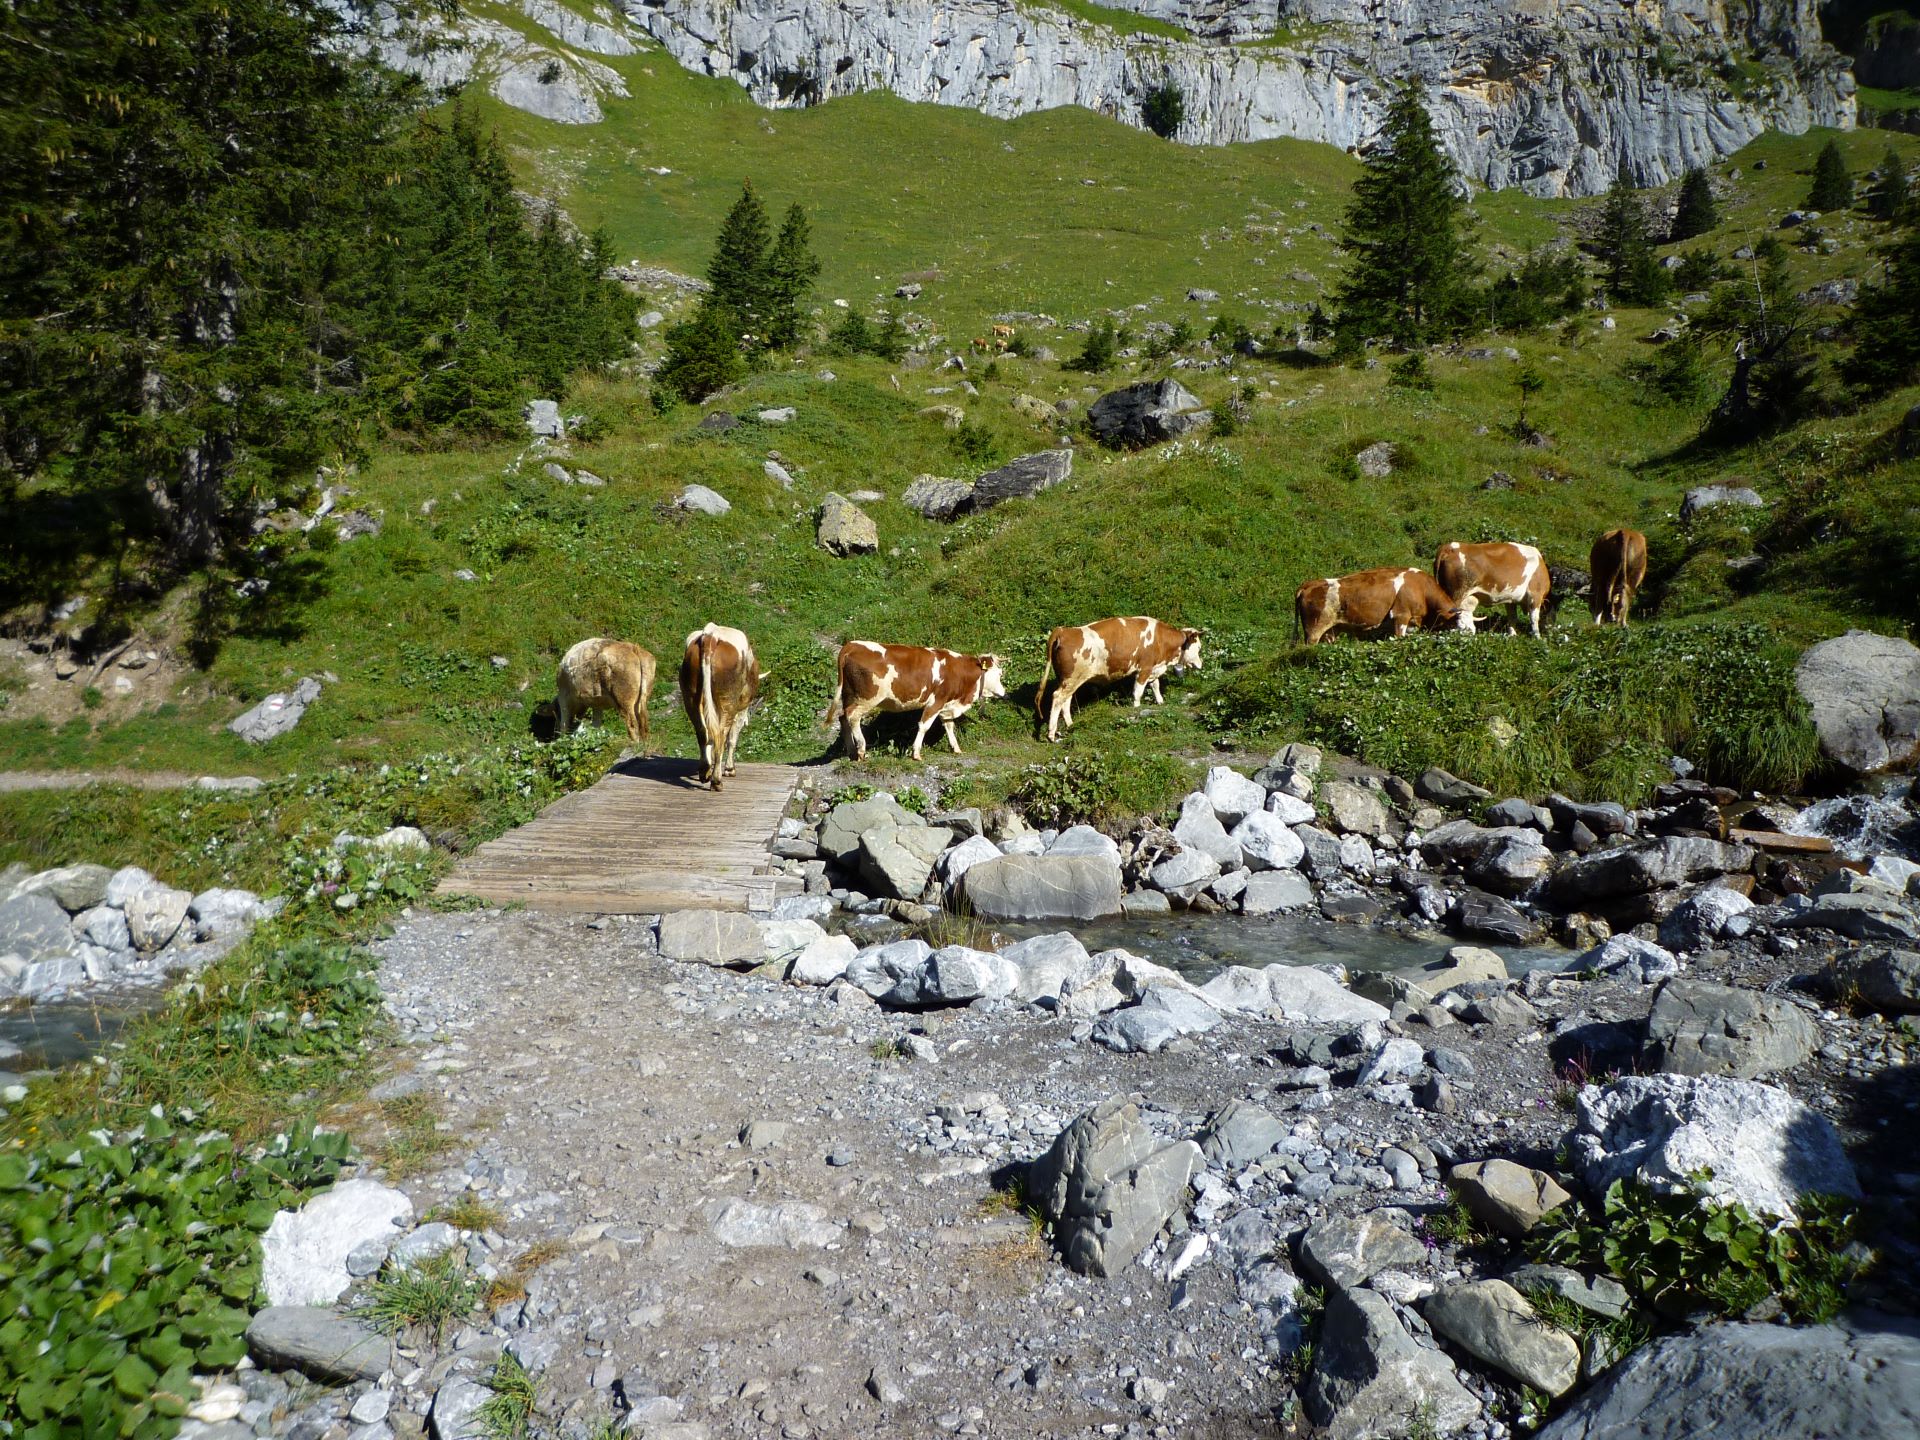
[1533,1175,1868,1322]
[0,1114,350,1438]
[1141,81,1185,139]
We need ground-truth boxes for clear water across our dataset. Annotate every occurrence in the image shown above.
[1003,910,1572,986]
[0,999,148,1073]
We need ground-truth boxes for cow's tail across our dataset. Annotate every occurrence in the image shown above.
[696,630,722,756]
[1033,634,1055,728]
[822,652,844,730]
[1291,591,1305,647]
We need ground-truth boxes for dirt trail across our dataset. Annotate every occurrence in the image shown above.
[0,769,265,792]
[372,907,1318,1439]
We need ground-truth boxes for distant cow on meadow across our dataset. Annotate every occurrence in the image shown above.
[679,624,760,791]
[555,638,656,748]
[1294,568,1460,646]
[1034,616,1202,743]
[825,641,1007,761]
[1434,540,1551,636]
[1589,528,1649,627]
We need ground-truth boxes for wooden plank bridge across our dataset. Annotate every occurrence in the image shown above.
[437,757,803,914]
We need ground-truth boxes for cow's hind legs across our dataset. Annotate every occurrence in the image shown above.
[942,718,963,755]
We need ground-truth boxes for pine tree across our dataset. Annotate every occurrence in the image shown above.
[656,300,748,405]
[1807,140,1853,212]
[1669,168,1719,242]
[1866,147,1911,223]
[1594,179,1671,306]
[1843,201,1920,395]
[706,181,772,341]
[1331,80,1477,349]
[1695,237,1817,438]
[763,203,822,350]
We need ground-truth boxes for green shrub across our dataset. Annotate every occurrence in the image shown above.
[356,1252,485,1344]
[0,1115,350,1438]
[1011,748,1188,825]
[1534,1175,1867,1323]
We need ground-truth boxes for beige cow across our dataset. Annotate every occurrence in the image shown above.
[554,638,656,748]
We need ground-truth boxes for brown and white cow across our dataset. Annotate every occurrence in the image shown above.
[679,623,760,791]
[1034,616,1203,743]
[554,638,656,748]
[1588,528,1648,627]
[825,641,1007,761]
[1434,541,1551,636]
[1294,568,1460,646]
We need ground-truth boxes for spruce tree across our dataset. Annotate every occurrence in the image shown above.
[1594,179,1670,306]
[1866,147,1911,223]
[656,300,747,405]
[763,203,822,350]
[1669,168,1719,242]
[1696,237,1816,438]
[1843,201,1920,395]
[706,181,772,341]
[1807,140,1853,212]
[1331,80,1476,349]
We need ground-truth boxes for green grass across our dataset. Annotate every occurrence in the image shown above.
[355,1253,485,1344]
[5,70,1919,813]
[1026,0,1190,41]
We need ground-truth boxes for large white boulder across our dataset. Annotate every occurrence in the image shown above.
[261,1179,413,1307]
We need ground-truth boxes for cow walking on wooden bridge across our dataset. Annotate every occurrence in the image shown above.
[680,624,761,791]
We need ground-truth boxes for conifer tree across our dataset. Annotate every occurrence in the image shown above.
[763,203,822,350]
[1866,147,1911,223]
[1669,168,1719,242]
[1332,80,1477,349]
[1594,179,1671,306]
[1695,236,1816,437]
[1843,201,1920,395]
[656,300,748,405]
[1807,140,1853,212]
[706,181,772,341]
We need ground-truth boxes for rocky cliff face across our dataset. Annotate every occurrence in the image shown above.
[618,0,1855,195]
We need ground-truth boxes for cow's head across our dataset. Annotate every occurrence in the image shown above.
[1178,628,1204,671]
[1427,603,1463,632]
[976,654,1008,700]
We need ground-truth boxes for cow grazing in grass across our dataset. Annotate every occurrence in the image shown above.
[1294,568,1460,646]
[825,641,1006,761]
[1589,528,1648,627]
[1434,540,1551,636]
[555,638,656,748]
[1035,616,1203,742]
[679,624,760,791]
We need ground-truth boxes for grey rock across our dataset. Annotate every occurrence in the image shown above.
[816,492,879,555]
[1241,869,1315,914]
[524,399,562,437]
[1294,823,1345,879]
[1546,795,1633,837]
[1203,767,1267,827]
[19,955,86,998]
[0,893,75,959]
[1486,797,1547,829]
[763,458,795,488]
[1001,931,1100,1003]
[1658,886,1755,951]
[1642,978,1819,1078]
[73,904,131,953]
[1199,1100,1286,1170]
[1569,1074,1860,1220]
[1822,947,1920,1014]
[857,823,952,899]
[229,677,320,742]
[903,945,1019,1005]
[673,483,731,516]
[1424,1280,1581,1396]
[1680,484,1765,521]
[1302,1285,1480,1440]
[1417,768,1493,806]
[1356,1036,1426,1085]
[1467,834,1555,897]
[964,448,1072,512]
[1795,630,1920,774]
[843,938,934,997]
[122,883,189,952]
[1781,891,1920,943]
[1148,847,1221,900]
[1551,837,1755,903]
[1173,791,1243,869]
[1229,812,1305,871]
[789,932,858,985]
[901,474,975,520]
[261,1179,411,1308]
[1090,1007,1184,1054]
[708,1198,840,1247]
[1297,1212,1427,1289]
[961,853,1123,921]
[1578,934,1680,984]
[1448,1159,1573,1237]
[1258,965,1390,1024]
[1535,1313,1920,1440]
[1047,824,1121,862]
[1029,1095,1200,1277]
[655,910,763,967]
[16,863,113,912]
[1448,891,1538,949]
[1087,379,1210,448]
[1505,1264,1630,1321]
[246,1308,389,1384]
[1355,441,1396,477]
[818,793,920,863]
[1320,780,1391,838]
[937,834,1002,886]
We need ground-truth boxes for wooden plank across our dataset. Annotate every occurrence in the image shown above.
[436,757,800,915]
[1729,828,1834,855]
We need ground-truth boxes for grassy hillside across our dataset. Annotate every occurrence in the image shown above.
[4,44,1919,824]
